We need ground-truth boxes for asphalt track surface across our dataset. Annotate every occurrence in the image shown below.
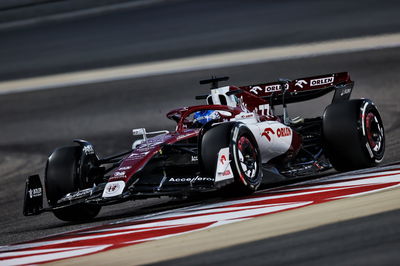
[0,0,400,264]
[152,209,400,266]
[1,0,400,81]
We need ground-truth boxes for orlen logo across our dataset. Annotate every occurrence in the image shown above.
[277,127,291,137]
[249,84,285,95]
[261,128,275,141]
[262,127,291,141]
[265,85,281,92]
[310,76,334,86]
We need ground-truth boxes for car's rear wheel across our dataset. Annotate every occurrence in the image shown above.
[45,146,101,221]
[323,99,385,171]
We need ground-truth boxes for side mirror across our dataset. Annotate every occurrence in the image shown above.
[131,128,169,150]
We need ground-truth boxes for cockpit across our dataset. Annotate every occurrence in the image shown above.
[167,105,242,131]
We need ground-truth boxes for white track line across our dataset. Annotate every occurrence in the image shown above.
[1,32,400,95]
[0,0,165,31]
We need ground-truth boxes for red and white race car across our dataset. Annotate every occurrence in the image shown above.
[24,72,385,221]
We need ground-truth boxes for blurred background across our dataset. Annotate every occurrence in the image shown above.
[0,0,399,245]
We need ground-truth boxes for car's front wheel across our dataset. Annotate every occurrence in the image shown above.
[45,146,101,221]
[230,125,262,193]
[200,122,262,194]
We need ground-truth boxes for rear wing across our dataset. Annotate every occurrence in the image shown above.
[239,72,353,105]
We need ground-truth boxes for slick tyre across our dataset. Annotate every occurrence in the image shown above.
[45,146,100,221]
[323,99,385,171]
[200,123,262,194]
[53,204,101,222]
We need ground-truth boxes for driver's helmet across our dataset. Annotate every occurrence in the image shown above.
[193,110,220,125]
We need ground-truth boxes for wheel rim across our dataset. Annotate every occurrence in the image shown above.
[365,112,384,153]
[237,136,258,179]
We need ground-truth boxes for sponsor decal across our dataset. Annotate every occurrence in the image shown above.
[261,128,275,142]
[168,177,213,182]
[128,153,141,159]
[340,88,351,96]
[264,84,282,93]
[63,188,92,201]
[222,170,232,176]
[249,86,263,95]
[107,184,119,193]
[128,151,149,159]
[113,171,126,178]
[216,147,233,181]
[83,145,94,155]
[220,154,227,165]
[118,166,132,171]
[133,138,164,150]
[295,80,307,88]
[310,76,334,86]
[276,127,291,137]
[250,84,286,95]
[102,181,125,198]
[28,188,42,198]
[239,113,254,119]
[262,127,291,141]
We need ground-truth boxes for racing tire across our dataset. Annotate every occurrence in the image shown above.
[200,123,262,194]
[45,146,101,221]
[323,99,385,171]
[53,204,101,222]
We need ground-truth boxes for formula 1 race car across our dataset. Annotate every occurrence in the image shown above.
[23,72,385,221]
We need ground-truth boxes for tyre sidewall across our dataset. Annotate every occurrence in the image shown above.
[53,204,101,222]
[45,145,102,221]
[323,99,385,171]
[229,124,262,192]
[200,122,262,193]
[45,146,82,205]
[360,101,385,163]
